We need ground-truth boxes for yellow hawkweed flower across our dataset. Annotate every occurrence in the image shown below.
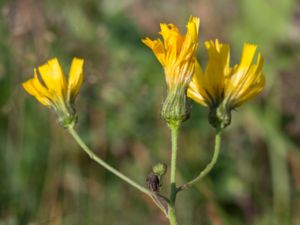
[22,57,84,128]
[142,16,200,127]
[188,39,265,129]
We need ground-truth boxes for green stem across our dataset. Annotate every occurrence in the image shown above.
[178,127,222,191]
[67,127,151,195]
[168,206,178,225]
[68,127,170,216]
[168,124,179,225]
[170,126,178,201]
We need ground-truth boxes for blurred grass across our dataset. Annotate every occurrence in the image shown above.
[0,0,300,224]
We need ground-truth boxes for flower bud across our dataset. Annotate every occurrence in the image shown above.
[152,163,167,177]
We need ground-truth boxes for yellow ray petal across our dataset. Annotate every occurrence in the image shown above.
[142,38,166,66]
[239,43,257,69]
[232,74,265,107]
[159,23,182,50]
[187,61,208,107]
[230,53,265,107]
[22,69,52,106]
[38,58,67,98]
[67,57,84,103]
[187,16,200,39]
[178,16,200,64]
[204,39,230,102]
[160,23,184,66]
[230,43,257,85]
[227,50,263,103]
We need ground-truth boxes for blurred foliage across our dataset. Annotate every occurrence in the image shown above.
[0,0,300,225]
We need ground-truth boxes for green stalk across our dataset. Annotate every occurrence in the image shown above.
[168,124,179,225]
[168,206,178,225]
[68,126,170,216]
[170,126,178,200]
[178,127,222,191]
[67,127,151,195]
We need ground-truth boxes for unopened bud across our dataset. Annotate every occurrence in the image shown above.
[153,163,167,177]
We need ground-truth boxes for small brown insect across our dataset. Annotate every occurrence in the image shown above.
[146,172,160,192]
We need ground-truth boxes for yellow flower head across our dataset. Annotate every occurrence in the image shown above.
[22,57,84,128]
[142,16,200,127]
[142,16,200,90]
[188,39,265,128]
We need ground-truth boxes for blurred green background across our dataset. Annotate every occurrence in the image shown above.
[1,0,300,224]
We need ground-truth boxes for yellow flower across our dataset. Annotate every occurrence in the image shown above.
[22,57,84,127]
[142,16,200,127]
[142,16,200,91]
[188,39,265,128]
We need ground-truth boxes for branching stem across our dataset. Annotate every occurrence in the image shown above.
[67,126,168,216]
